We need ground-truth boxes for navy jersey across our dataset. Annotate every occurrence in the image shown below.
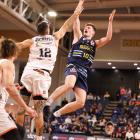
[67,36,96,68]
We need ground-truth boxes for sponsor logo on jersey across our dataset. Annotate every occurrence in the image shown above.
[70,67,76,73]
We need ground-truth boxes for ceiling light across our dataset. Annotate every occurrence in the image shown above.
[137,67,140,70]
[108,62,112,65]
[134,63,138,66]
[112,66,116,69]
[48,11,57,17]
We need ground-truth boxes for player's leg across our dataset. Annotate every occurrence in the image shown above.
[53,66,88,116]
[32,71,51,140]
[46,65,77,105]
[54,87,86,117]
[33,100,45,140]
[47,75,76,105]
[16,88,31,126]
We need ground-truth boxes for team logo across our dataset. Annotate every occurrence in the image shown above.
[90,40,95,46]
[70,67,76,73]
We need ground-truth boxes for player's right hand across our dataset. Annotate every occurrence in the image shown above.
[109,9,116,22]
[15,83,24,90]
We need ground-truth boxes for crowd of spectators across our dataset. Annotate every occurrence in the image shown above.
[111,87,140,140]
[43,92,110,136]
[42,87,140,139]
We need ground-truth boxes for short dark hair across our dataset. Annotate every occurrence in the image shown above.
[37,21,49,35]
[0,38,17,58]
[85,23,96,32]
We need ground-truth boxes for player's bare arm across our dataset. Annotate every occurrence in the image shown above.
[73,16,82,44]
[54,0,84,42]
[2,61,36,118]
[95,10,116,48]
[16,39,33,50]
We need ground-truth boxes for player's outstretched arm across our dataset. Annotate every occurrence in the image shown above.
[72,16,82,44]
[16,39,33,50]
[54,0,84,42]
[95,10,116,48]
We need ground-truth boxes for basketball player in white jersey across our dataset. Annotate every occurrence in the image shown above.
[0,38,36,140]
[16,1,84,140]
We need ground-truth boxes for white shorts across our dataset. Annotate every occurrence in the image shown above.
[0,109,17,136]
[21,68,51,98]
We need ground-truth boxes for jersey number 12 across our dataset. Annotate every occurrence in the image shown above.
[39,48,51,57]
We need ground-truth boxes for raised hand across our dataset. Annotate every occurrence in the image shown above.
[109,9,116,22]
[74,0,84,15]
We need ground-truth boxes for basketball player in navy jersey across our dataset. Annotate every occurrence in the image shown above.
[16,1,84,140]
[46,10,116,117]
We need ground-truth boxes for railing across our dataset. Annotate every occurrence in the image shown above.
[0,0,46,24]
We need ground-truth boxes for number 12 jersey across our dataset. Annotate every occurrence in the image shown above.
[26,35,58,72]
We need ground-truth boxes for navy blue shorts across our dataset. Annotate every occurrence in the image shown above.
[64,64,88,92]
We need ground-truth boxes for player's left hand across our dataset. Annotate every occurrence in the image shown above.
[25,107,37,118]
[74,0,84,16]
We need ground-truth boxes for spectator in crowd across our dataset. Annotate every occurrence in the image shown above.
[125,129,134,140]
[104,91,111,100]
[134,128,140,140]
[120,86,127,103]
[137,93,140,101]
[88,115,97,127]
[87,92,94,100]
[126,88,132,101]
[105,122,115,137]
[64,116,72,124]
[115,127,123,138]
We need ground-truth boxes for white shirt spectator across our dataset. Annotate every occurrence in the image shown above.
[87,93,93,100]
[104,91,111,99]
[135,130,140,140]
[125,130,134,139]
[137,93,140,101]
[88,115,97,126]
[127,88,132,95]
[65,116,72,124]
[59,124,66,132]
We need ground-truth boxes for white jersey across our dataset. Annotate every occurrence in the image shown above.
[26,35,58,72]
[0,59,17,135]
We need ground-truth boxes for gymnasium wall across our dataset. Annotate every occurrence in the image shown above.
[0,30,32,60]
[88,69,140,97]
[94,30,140,61]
